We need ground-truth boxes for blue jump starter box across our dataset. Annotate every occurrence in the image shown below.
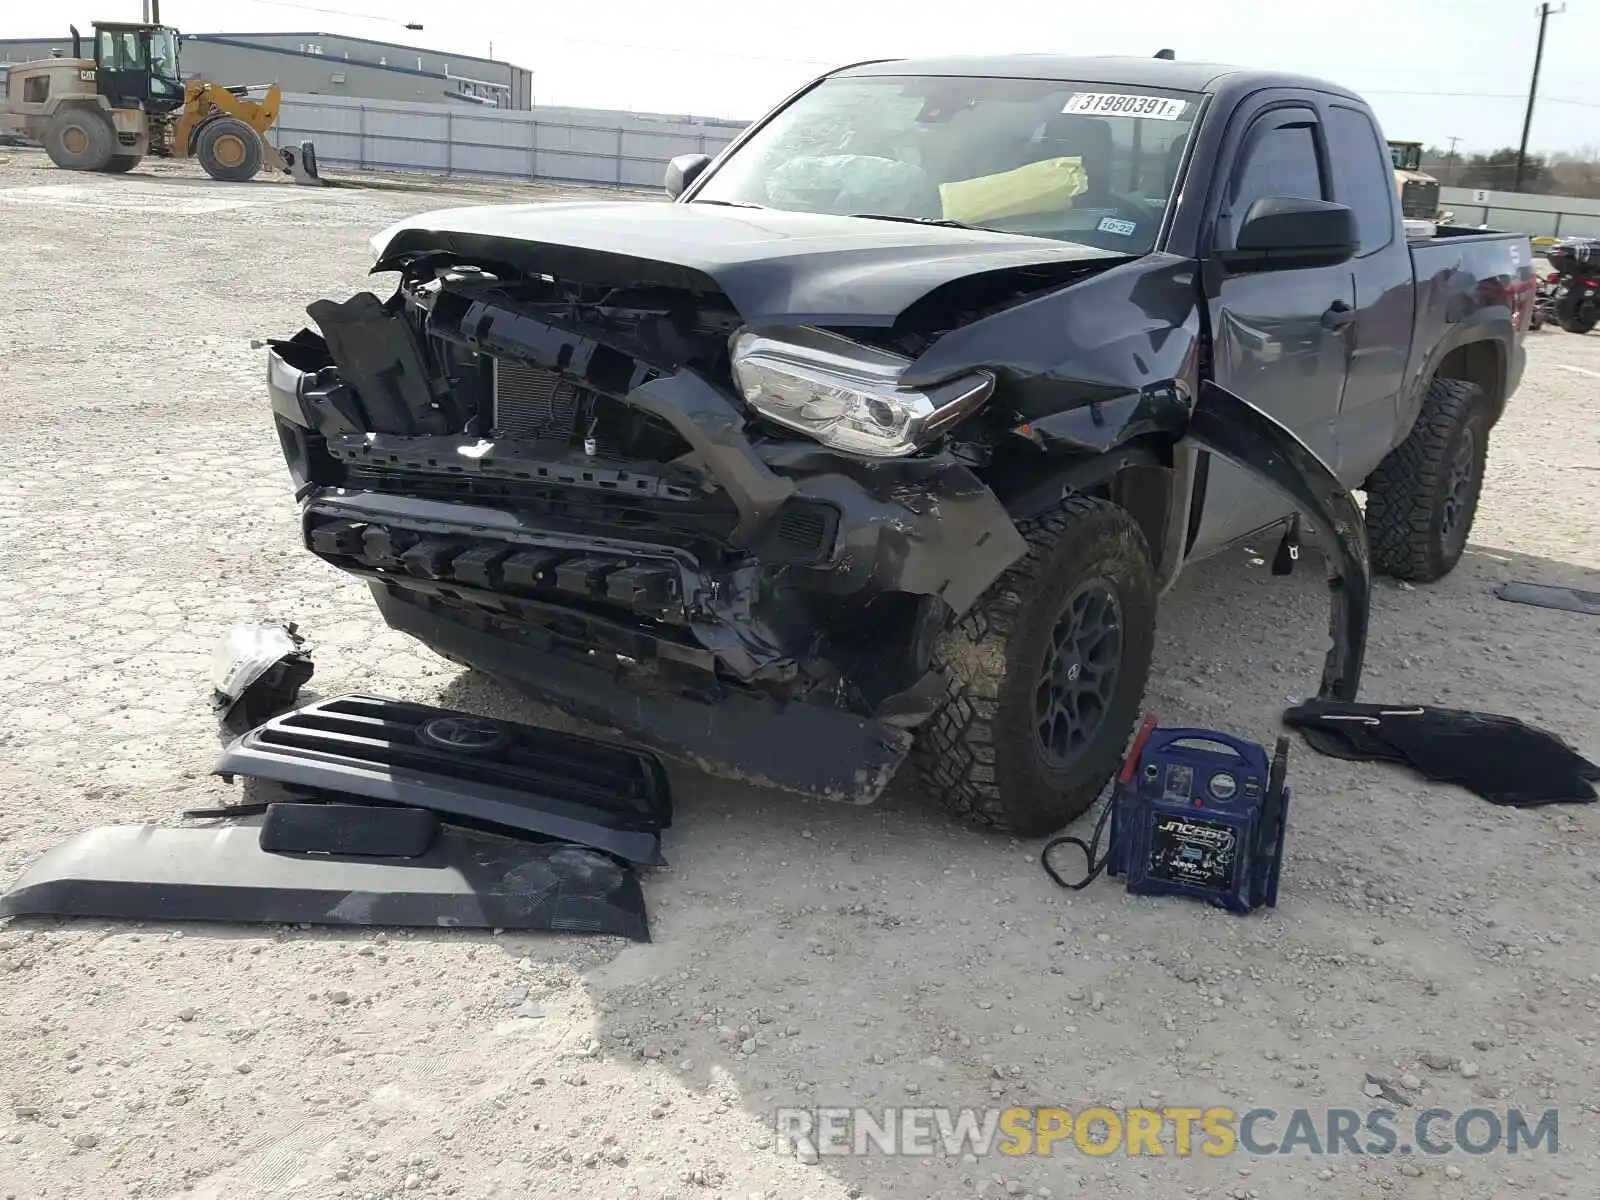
[1106,722,1292,914]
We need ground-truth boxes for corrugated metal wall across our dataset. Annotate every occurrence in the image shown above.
[275,93,746,188]
[1438,186,1600,239]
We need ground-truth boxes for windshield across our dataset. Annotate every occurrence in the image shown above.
[692,75,1203,254]
[147,29,184,101]
[149,30,179,78]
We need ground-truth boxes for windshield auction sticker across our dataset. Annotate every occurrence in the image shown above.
[1063,92,1188,120]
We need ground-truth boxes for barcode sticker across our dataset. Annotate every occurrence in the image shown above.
[1063,92,1188,121]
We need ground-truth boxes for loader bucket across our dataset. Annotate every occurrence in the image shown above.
[279,141,329,186]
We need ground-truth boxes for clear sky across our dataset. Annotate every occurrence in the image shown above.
[6,0,1600,155]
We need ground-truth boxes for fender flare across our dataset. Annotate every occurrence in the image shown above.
[1187,381,1370,703]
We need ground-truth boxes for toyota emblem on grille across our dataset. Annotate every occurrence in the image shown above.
[418,716,512,754]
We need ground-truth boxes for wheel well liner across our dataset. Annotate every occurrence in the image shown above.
[1433,338,1506,423]
[990,442,1175,578]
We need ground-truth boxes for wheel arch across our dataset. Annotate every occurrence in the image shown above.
[988,436,1188,592]
[1432,338,1505,424]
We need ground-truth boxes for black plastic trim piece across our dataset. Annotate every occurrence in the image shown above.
[374,588,915,804]
[1187,381,1370,702]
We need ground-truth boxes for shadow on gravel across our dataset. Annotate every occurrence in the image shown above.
[5,537,1595,1198]
[390,537,1600,1197]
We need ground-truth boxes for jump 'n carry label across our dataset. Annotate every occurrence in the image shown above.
[1064,92,1188,120]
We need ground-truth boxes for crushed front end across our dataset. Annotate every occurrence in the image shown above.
[266,257,1033,802]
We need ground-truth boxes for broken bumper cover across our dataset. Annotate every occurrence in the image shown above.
[0,824,652,940]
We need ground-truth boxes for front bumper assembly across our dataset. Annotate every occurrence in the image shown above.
[266,337,1371,803]
[268,338,1030,803]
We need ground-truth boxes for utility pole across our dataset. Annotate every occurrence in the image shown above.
[1515,1,1563,192]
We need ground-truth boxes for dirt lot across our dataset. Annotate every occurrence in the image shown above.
[1,149,1597,1200]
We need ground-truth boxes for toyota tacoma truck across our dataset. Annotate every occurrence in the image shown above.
[265,54,1534,836]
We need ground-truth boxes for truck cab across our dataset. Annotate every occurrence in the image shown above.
[88,22,187,116]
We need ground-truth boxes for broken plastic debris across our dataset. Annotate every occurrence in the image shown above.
[211,622,315,732]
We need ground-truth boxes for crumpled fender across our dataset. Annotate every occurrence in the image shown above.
[1187,381,1370,702]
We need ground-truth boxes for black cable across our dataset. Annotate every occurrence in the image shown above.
[1040,795,1118,891]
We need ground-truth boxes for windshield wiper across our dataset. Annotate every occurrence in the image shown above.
[694,199,768,209]
[849,213,982,230]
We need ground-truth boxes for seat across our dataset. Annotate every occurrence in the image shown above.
[1030,114,1115,204]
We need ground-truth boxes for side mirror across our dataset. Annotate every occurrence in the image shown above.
[665,152,712,200]
[1223,196,1358,272]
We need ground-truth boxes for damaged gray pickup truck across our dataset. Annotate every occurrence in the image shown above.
[266,55,1533,836]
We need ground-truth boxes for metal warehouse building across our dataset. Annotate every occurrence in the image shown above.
[0,30,533,109]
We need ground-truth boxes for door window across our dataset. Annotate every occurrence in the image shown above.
[1231,120,1325,215]
[1325,105,1397,254]
[98,31,146,70]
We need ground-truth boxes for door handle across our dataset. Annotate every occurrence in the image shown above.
[1321,300,1355,331]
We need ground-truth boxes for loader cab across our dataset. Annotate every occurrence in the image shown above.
[91,22,185,114]
[1388,140,1424,171]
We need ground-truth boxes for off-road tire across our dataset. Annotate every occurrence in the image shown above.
[103,154,142,174]
[1364,375,1490,582]
[1558,312,1596,334]
[196,118,264,183]
[43,108,117,172]
[910,495,1158,837]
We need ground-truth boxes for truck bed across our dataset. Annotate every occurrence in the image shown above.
[1405,223,1534,417]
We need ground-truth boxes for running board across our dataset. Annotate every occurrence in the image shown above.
[212,694,673,866]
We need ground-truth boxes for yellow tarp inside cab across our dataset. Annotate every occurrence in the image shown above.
[939,157,1088,226]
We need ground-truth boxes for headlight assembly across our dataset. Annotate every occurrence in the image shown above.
[729,327,994,457]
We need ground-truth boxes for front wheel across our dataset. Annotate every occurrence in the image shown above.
[196,117,264,182]
[910,495,1158,837]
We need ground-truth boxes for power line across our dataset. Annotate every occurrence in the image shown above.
[165,4,1600,115]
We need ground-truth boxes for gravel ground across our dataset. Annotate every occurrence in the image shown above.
[1,149,1597,1200]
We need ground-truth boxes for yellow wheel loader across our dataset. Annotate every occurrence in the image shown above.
[1387,140,1451,223]
[0,16,324,184]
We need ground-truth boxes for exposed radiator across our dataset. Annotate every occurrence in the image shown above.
[492,359,582,440]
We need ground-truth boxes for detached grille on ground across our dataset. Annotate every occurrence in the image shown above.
[213,694,674,866]
[492,359,582,440]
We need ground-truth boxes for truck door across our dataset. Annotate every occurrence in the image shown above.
[1190,102,1356,558]
[1321,101,1416,487]
[95,25,149,113]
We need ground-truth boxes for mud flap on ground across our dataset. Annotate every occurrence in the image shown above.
[1187,381,1370,702]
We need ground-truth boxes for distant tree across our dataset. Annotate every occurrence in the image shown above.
[1545,146,1600,199]
[1457,148,1551,194]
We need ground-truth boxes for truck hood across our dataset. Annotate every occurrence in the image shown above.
[369,200,1129,329]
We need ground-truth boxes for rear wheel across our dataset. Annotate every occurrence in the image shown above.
[1556,292,1596,334]
[910,495,1158,837]
[196,118,263,182]
[1364,375,1490,582]
[43,108,117,172]
[103,154,143,174]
